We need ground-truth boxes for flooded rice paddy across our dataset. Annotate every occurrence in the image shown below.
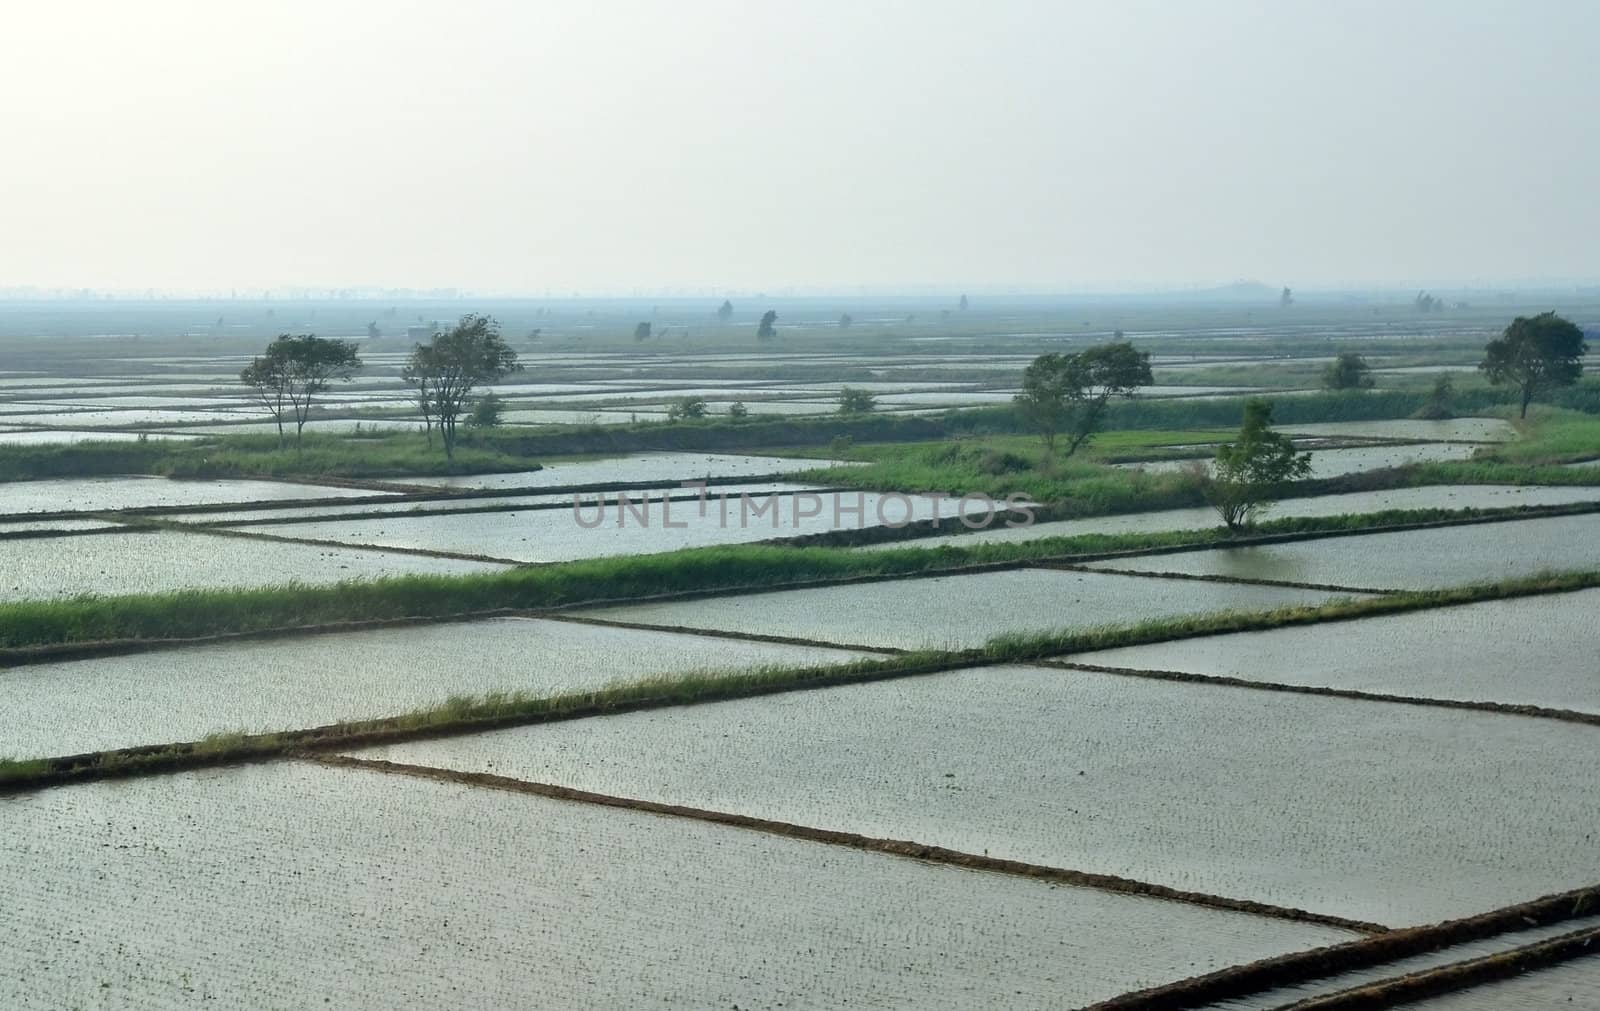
[0,475,386,515]
[1126,441,1483,479]
[0,530,507,600]
[392,452,834,490]
[855,484,1600,551]
[581,569,1363,649]
[0,618,878,759]
[349,664,1600,926]
[0,761,1355,1009]
[1069,587,1600,714]
[1084,512,1600,590]
[241,489,1003,563]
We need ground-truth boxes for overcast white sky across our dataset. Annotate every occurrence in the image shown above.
[0,0,1594,293]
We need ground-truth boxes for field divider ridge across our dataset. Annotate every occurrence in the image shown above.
[1081,885,1600,1011]
[192,482,845,528]
[8,574,1599,792]
[541,612,898,654]
[1267,922,1600,1010]
[305,753,1390,936]
[1028,561,1395,596]
[1,563,1594,677]
[133,517,530,566]
[1035,661,1600,728]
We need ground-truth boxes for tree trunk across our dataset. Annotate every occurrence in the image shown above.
[1520,385,1533,419]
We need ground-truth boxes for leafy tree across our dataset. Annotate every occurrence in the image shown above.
[402,314,522,459]
[239,334,362,450]
[666,396,708,421]
[756,310,778,341]
[1013,342,1152,457]
[633,322,652,342]
[838,313,853,328]
[468,392,506,429]
[1322,352,1374,391]
[367,321,381,339]
[838,387,876,414]
[1280,286,1293,308]
[716,300,733,323]
[1479,311,1588,418]
[726,401,749,420]
[1414,291,1443,313]
[1204,398,1312,530]
[1414,375,1456,420]
[958,294,969,311]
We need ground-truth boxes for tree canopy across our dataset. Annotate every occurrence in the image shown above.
[837,387,876,414]
[1479,311,1587,418]
[239,334,362,449]
[1322,352,1374,391]
[666,396,708,421]
[756,310,778,341]
[1204,398,1312,530]
[1013,342,1152,457]
[402,314,522,458]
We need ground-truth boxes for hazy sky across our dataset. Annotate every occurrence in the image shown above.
[2,0,1595,293]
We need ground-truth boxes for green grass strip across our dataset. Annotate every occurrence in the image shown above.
[1,500,1595,653]
[4,568,1595,792]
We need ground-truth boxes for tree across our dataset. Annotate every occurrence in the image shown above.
[1415,291,1443,313]
[1280,286,1293,308]
[666,396,708,421]
[838,387,876,414]
[402,314,522,459]
[756,310,778,341]
[633,322,652,342]
[1013,342,1152,457]
[239,334,362,450]
[239,354,290,448]
[838,313,853,328]
[1204,399,1312,531]
[367,321,381,339]
[717,299,733,323]
[468,392,506,429]
[1322,352,1374,390]
[726,401,749,420]
[1414,375,1455,420]
[1480,311,1587,418]
[958,294,969,311]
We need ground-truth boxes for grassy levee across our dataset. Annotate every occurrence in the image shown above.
[2,569,1597,794]
[775,495,1600,551]
[7,379,1594,484]
[0,431,537,482]
[2,500,1598,655]
[0,415,951,483]
[790,404,1600,518]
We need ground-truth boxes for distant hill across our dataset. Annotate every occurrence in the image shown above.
[1190,280,1279,300]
